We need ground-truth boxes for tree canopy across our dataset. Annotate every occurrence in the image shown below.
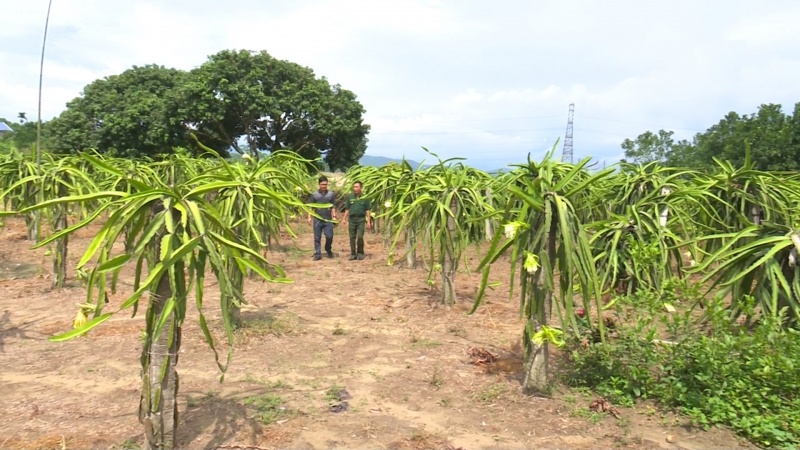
[621,103,800,171]
[0,113,39,153]
[46,50,370,170]
[47,65,189,158]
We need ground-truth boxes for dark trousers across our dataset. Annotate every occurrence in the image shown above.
[313,220,333,256]
[348,217,366,255]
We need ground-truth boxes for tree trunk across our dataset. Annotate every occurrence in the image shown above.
[25,181,38,241]
[522,321,549,394]
[139,268,180,450]
[751,204,762,226]
[52,205,68,288]
[522,221,556,394]
[230,262,243,328]
[247,134,258,160]
[263,226,273,252]
[659,187,671,227]
[26,213,38,242]
[370,213,379,234]
[441,198,458,306]
[404,229,416,269]
[124,220,136,253]
[25,183,40,243]
[485,188,494,241]
[383,218,393,249]
[139,202,181,450]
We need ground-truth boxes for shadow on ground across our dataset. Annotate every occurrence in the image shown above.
[178,389,264,450]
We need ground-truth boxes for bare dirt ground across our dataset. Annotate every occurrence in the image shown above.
[0,216,754,450]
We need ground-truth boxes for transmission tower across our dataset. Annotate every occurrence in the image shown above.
[562,103,574,163]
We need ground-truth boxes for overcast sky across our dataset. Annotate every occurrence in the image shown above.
[2,0,799,169]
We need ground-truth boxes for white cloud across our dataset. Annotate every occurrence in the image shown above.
[453,89,484,107]
[489,85,563,104]
[725,7,800,45]
[1,0,799,169]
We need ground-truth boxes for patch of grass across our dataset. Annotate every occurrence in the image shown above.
[570,406,604,424]
[325,384,345,402]
[302,379,321,389]
[430,366,444,389]
[397,430,458,450]
[279,244,307,259]
[473,382,508,403]
[239,313,302,337]
[243,394,290,425]
[438,397,452,407]
[566,288,800,449]
[332,322,347,335]
[447,325,467,338]
[613,417,641,447]
[409,334,443,349]
[117,438,141,450]
[242,375,293,389]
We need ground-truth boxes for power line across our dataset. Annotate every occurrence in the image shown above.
[374,126,565,136]
[442,114,564,123]
[370,114,705,137]
[580,115,703,132]
[367,114,564,127]
[373,124,703,137]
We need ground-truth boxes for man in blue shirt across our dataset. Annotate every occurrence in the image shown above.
[307,175,337,260]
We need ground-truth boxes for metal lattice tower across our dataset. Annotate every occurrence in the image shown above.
[562,103,574,163]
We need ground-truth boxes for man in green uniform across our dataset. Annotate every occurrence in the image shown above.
[342,181,371,260]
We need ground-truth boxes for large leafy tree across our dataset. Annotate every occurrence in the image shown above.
[692,104,799,171]
[176,49,370,170]
[46,65,193,158]
[621,102,800,171]
[0,114,39,152]
[621,129,676,165]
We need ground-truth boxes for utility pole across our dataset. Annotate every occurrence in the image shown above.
[562,103,574,164]
[37,0,53,168]
[32,0,53,244]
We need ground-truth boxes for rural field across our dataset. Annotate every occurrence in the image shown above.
[0,216,751,450]
[1,148,798,450]
[3,8,800,449]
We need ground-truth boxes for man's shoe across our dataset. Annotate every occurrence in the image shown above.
[313,254,322,261]
[326,251,334,258]
[357,254,365,260]
[348,255,357,261]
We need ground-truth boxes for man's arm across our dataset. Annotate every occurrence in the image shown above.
[365,199,372,227]
[331,192,337,221]
[342,195,349,224]
[306,193,312,225]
